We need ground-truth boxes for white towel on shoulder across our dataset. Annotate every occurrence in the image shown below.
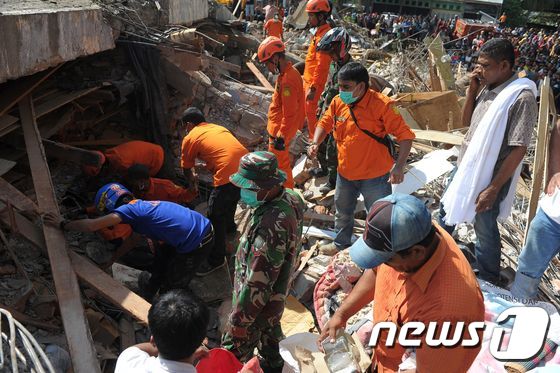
[442,78,537,225]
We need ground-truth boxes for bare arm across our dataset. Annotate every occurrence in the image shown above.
[64,213,122,232]
[319,269,377,343]
[546,119,560,194]
[182,168,198,194]
[462,72,481,128]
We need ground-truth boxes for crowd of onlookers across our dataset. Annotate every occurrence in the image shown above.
[347,11,560,109]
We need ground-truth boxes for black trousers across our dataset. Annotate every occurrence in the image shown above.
[207,182,240,266]
[149,227,214,292]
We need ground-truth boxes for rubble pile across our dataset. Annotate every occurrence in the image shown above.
[0,0,558,371]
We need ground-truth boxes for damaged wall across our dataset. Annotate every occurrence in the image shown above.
[0,1,115,83]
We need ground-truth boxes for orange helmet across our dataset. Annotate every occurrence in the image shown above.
[257,36,286,63]
[306,0,331,13]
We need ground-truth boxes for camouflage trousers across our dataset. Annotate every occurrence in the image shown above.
[317,134,337,186]
[222,319,284,370]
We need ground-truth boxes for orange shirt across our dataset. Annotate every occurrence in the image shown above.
[105,141,164,176]
[142,177,196,204]
[181,122,248,186]
[318,89,415,180]
[268,62,305,140]
[303,23,332,92]
[264,19,283,39]
[373,224,484,373]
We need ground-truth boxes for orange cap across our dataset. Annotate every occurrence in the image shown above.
[257,36,286,63]
[81,151,106,177]
[306,0,331,13]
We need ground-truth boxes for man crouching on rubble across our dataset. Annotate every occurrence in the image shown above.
[319,193,484,373]
[43,183,214,300]
[221,151,304,373]
[115,289,209,372]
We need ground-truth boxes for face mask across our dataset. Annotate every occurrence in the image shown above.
[339,86,359,104]
[240,189,264,208]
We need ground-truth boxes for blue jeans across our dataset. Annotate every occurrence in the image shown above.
[438,167,511,283]
[511,208,560,299]
[334,173,391,248]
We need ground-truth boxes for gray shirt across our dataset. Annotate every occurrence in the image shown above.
[457,74,538,176]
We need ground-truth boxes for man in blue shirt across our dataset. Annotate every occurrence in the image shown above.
[44,183,214,300]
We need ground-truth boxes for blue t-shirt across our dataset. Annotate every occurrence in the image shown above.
[114,200,210,254]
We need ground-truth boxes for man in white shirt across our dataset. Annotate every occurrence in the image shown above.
[511,118,560,299]
[115,290,209,372]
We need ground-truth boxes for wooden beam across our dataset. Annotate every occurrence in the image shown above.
[202,55,241,75]
[412,129,464,146]
[42,139,103,166]
[0,65,62,116]
[525,77,553,241]
[19,94,101,373]
[0,159,16,177]
[70,253,150,325]
[246,62,274,90]
[0,179,150,326]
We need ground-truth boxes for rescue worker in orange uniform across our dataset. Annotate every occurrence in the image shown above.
[302,0,332,139]
[125,163,197,205]
[257,36,305,189]
[180,107,248,275]
[82,140,164,178]
[264,14,283,39]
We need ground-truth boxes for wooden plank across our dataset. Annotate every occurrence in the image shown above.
[34,87,100,118]
[0,65,62,116]
[0,160,16,176]
[243,83,275,94]
[405,91,463,131]
[0,197,150,325]
[202,55,241,74]
[0,114,18,132]
[525,77,553,241]
[0,178,38,212]
[19,94,101,373]
[246,61,274,90]
[70,253,150,325]
[412,129,464,146]
[42,139,103,166]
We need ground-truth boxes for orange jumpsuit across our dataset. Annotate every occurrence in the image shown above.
[302,23,332,139]
[141,178,196,204]
[105,141,164,176]
[264,19,283,39]
[267,62,305,188]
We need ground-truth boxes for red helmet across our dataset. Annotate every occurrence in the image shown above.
[257,36,286,63]
[306,0,331,13]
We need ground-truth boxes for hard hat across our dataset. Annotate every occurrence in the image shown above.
[306,0,331,13]
[257,36,286,63]
[317,27,352,60]
[94,183,134,213]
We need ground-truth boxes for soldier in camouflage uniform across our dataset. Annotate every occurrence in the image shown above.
[221,151,305,372]
[315,28,354,194]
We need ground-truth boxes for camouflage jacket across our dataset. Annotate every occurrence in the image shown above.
[317,57,355,118]
[229,188,304,329]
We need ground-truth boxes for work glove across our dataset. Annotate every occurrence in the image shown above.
[273,136,285,151]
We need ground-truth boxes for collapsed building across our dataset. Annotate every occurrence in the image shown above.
[0,0,558,372]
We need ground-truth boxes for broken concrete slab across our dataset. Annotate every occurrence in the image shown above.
[0,0,115,83]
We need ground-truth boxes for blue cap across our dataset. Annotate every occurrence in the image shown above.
[349,193,432,269]
[94,183,134,213]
